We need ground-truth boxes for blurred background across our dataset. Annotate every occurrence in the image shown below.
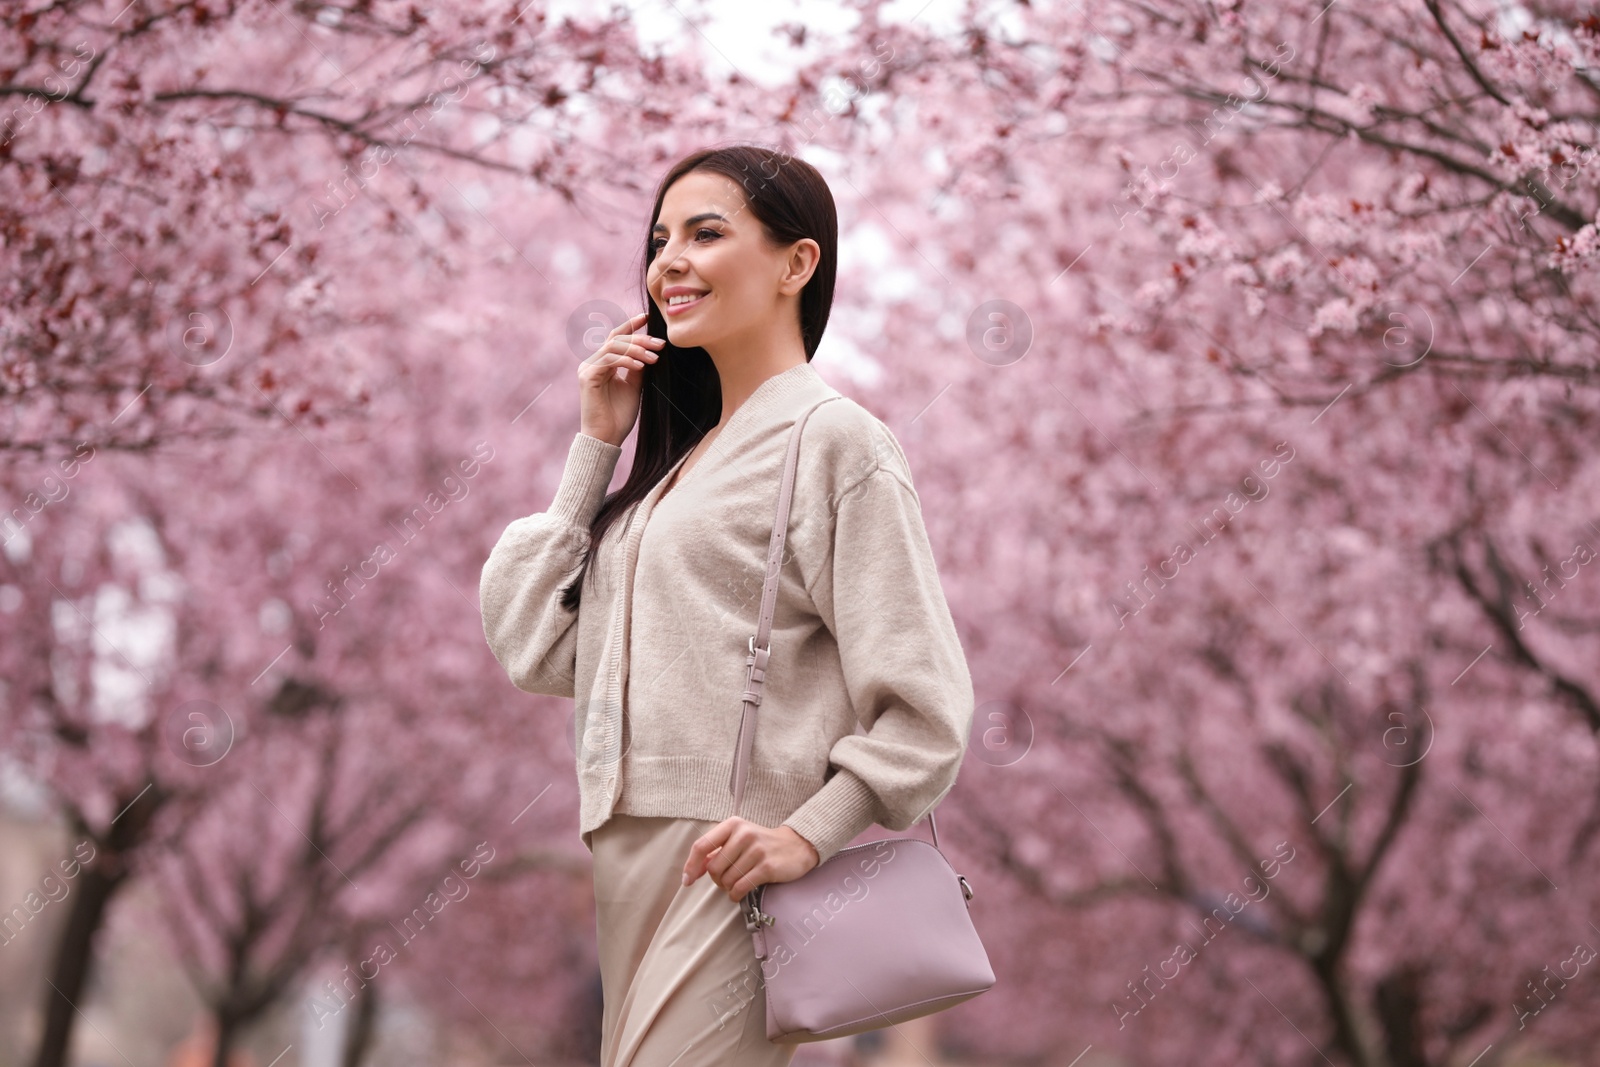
[4,0,1600,1064]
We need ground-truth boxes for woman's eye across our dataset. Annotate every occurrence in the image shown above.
[650,229,720,253]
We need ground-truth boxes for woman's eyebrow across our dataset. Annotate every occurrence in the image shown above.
[652,212,728,234]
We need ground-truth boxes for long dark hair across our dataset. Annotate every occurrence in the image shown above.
[558,142,839,610]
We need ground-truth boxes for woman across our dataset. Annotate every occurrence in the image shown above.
[479,143,975,1066]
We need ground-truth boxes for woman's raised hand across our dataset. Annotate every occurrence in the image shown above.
[578,310,665,447]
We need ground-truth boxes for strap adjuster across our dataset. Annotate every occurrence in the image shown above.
[743,636,770,707]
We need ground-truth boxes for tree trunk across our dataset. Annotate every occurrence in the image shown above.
[29,781,165,1067]
[1311,948,1392,1067]
[340,980,379,1067]
[29,864,126,1067]
[211,1011,239,1067]
[1374,965,1428,1067]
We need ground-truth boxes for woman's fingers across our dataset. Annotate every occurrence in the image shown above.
[584,336,660,376]
[685,818,766,897]
[715,846,763,899]
[683,819,736,884]
[604,311,649,347]
[628,334,663,364]
[581,347,646,379]
[583,312,651,371]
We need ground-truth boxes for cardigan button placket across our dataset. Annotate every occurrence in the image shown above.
[603,477,674,816]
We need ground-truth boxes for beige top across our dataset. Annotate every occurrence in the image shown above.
[478,361,974,865]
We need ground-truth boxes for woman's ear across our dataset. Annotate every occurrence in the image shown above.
[780,238,821,295]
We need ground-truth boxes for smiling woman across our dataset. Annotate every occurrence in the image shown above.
[479,142,976,1066]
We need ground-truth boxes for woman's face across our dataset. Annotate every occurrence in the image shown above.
[647,169,814,354]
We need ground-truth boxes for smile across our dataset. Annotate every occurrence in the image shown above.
[664,292,708,316]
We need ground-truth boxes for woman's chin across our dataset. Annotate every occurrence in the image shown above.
[667,326,709,350]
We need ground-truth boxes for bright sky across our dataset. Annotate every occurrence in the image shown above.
[548,0,967,88]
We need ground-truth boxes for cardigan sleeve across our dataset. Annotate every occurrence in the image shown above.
[779,456,975,867]
[480,431,623,698]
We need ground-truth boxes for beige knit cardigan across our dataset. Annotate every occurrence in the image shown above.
[479,361,974,865]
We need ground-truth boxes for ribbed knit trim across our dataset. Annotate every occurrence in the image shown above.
[778,766,882,867]
[713,361,825,454]
[608,754,824,830]
[550,432,623,526]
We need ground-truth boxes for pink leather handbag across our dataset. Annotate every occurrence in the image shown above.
[729,395,996,1044]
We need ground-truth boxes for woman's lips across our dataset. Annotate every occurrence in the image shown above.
[663,291,708,316]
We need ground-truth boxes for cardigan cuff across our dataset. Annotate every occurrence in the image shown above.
[549,432,624,527]
[780,767,881,867]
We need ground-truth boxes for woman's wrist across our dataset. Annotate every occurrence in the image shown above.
[781,825,820,868]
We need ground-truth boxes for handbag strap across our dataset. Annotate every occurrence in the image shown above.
[727,394,941,852]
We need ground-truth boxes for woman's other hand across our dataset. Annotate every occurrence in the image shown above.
[682,818,820,902]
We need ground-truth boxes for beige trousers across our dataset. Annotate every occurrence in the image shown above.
[591,813,799,1067]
